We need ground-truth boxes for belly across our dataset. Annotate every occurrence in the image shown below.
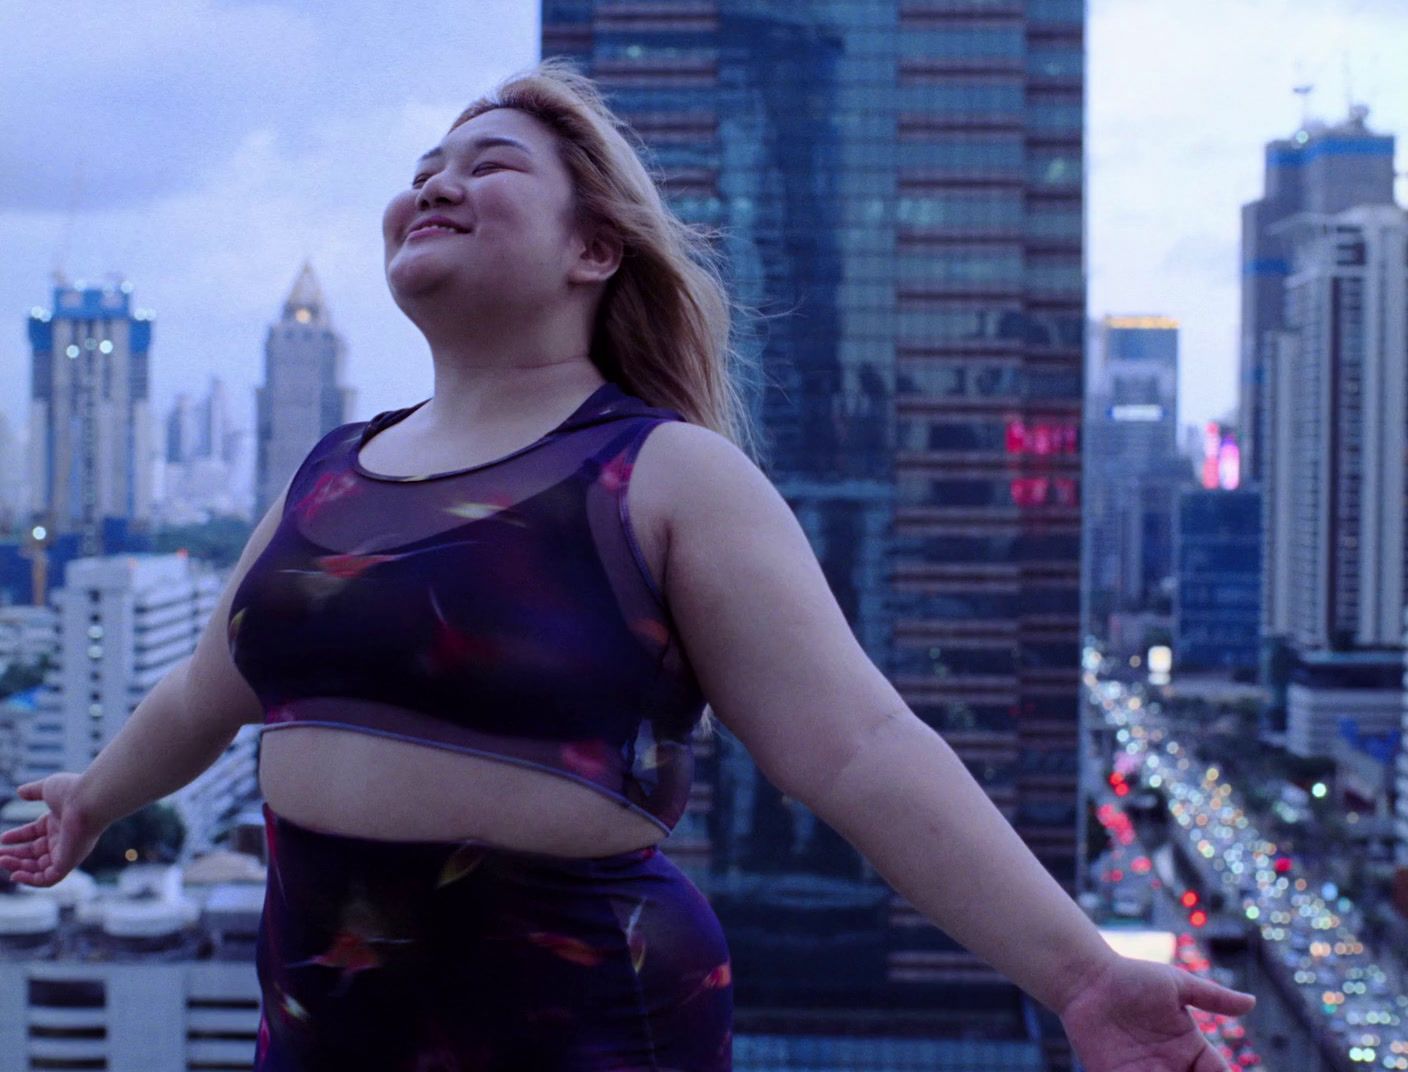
[257,726,667,855]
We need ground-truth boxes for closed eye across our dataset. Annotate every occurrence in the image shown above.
[411,162,503,188]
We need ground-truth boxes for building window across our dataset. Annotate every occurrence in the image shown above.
[28,978,106,1007]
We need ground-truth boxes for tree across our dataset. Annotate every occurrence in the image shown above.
[83,802,185,874]
[0,659,47,697]
[148,516,254,569]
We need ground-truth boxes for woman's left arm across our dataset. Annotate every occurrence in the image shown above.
[650,423,1254,1067]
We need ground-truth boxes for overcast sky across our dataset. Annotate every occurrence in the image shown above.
[3,0,1404,451]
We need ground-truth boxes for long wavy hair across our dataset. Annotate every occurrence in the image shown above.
[448,56,764,466]
[451,57,770,739]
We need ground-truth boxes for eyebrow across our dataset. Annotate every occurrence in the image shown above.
[416,135,533,164]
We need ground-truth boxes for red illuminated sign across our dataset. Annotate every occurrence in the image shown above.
[1005,419,1078,456]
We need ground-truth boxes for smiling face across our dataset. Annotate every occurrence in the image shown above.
[382,107,589,316]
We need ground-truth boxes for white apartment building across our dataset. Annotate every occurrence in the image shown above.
[0,859,265,1072]
[21,555,221,784]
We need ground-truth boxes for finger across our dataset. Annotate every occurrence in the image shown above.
[1176,971,1256,1016]
[1,819,46,843]
[1191,1038,1234,1072]
[16,781,43,799]
[8,866,55,888]
[1,826,48,852]
[2,853,45,884]
[0,841,47,868]
[0,835,37,859]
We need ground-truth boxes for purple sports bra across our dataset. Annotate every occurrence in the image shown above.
[227,380,707,835]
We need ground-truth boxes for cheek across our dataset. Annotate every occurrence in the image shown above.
[382,193,415,240]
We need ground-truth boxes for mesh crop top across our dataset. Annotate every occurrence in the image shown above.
[227,380,707,835]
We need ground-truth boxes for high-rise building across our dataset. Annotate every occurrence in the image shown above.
[165,392,198,465]
[197,376,233,464]
[20,554,221,785]
[0,413,26,532]
[254,262,355,518]
[1083,317,1185,635]
[1398,612,1408,919]
[542,2,1083,1064]
[1265,204,1408,761]
[157,378,252,524]
[1246,107,1400,732]
[1275,205,1408,653]
[26,277,155,555]
[1239,106,1396,487]
[1173,488,1260,673]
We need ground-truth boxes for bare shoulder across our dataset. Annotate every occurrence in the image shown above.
[627,417,907,806]
[628,419,770,553]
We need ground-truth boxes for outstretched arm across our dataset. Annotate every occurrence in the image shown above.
[650,421,1109,1010]
[645,421,1253,1070]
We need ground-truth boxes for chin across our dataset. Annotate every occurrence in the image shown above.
[387,255,454,297]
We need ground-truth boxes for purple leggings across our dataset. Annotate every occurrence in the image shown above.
[253,802,733,1071]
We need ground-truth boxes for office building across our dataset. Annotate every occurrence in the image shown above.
[542,1,1081,1064]
[1173,488,1260,674]
[1398,611,1408,919]
[1083,316,1185,635]
[158,378,251,524]
[1272,205,1408,654]
[254,262,355,518]
[26,277,155,556]
[0,414,25,533]
[1241,107,1398,723]
[165,393,199,466]
[20,554,221,785]
[1239,106,1396,487]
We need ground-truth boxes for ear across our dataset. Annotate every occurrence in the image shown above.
[569,222,623,287]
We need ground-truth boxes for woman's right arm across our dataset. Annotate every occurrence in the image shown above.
[73,475,293,824]
[0,478,291,886]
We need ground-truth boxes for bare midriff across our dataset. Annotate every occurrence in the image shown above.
[258,725,668,855]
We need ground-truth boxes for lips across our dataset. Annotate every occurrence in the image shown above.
[407,223,468,239]
[406,214,470,240]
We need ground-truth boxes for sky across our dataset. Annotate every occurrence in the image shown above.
[3,0,1405,453]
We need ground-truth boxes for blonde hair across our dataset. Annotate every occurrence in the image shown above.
[448,56,765,468]
[451,57,774,740]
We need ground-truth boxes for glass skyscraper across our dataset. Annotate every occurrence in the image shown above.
[542,3,1084,1066]
[1083,316,1183,636]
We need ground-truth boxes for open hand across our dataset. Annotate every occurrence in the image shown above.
[1058,953,1257,1072]
[0,774,106,887]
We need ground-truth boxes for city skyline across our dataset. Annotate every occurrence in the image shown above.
[3,0,1405,450]
[2,6,1406,1068]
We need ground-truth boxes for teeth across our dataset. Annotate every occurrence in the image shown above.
[414,224,461,235]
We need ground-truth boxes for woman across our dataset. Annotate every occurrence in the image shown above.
[2,58,1253,1071]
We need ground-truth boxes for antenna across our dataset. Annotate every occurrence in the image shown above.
[1292,83,1314,132]
[51,154,86,286]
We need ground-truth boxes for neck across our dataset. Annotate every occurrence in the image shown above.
[408,296,606,430]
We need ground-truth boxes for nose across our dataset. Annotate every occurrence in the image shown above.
[415,170,463,213]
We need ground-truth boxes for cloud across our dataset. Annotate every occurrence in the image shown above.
[5,0,1404,449]
[0,1,322,211]
[0,0,541,212]
[2,2,548,457]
